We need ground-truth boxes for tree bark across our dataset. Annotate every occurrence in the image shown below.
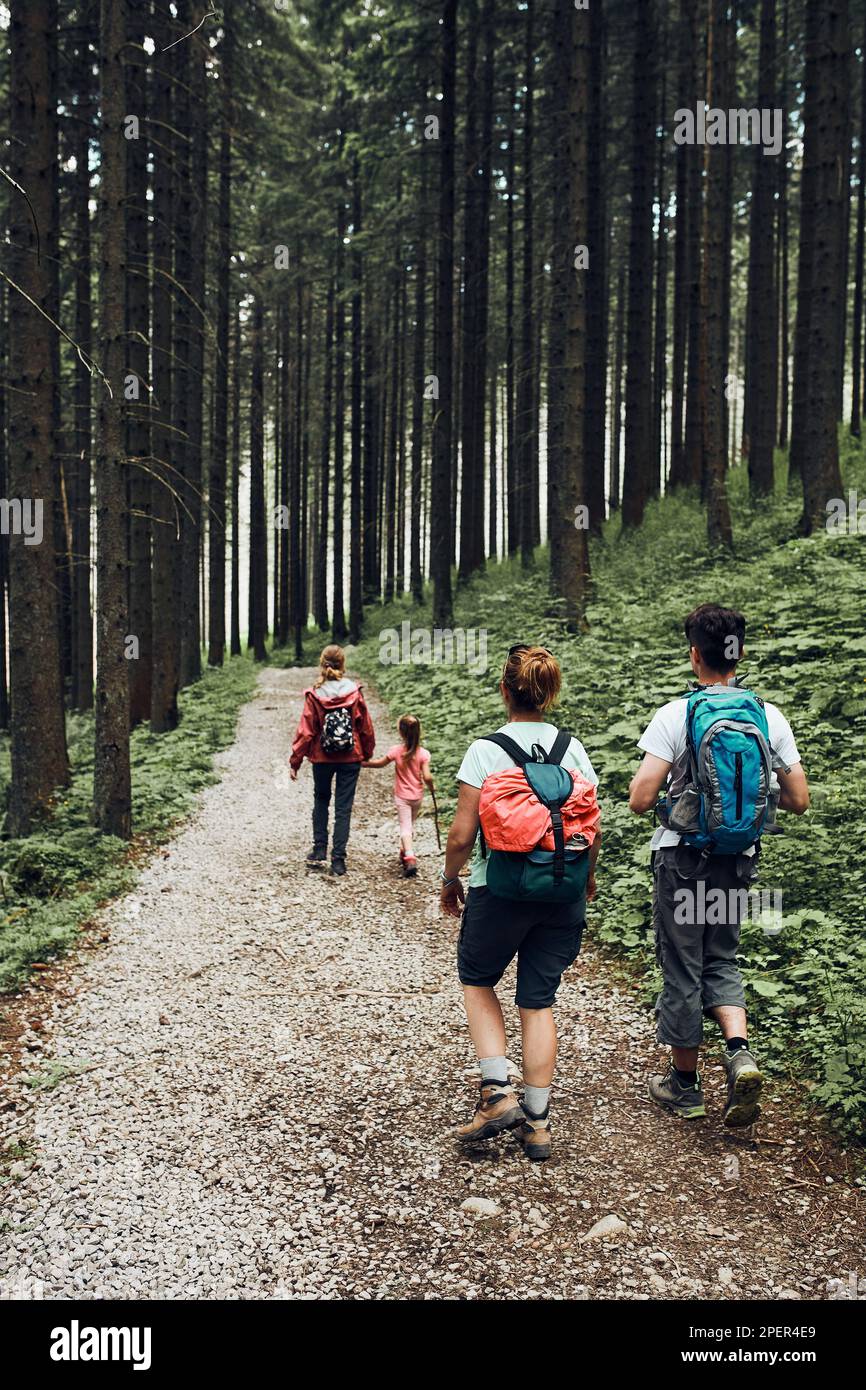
[6,0,70,836]
[93,0,131,838]
[431,0,457,626]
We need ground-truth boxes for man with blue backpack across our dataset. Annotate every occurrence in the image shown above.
[629,605,809,1127]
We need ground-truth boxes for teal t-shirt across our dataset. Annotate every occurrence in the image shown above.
[456,722,598,888]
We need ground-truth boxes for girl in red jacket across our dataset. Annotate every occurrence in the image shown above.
[289,645,375,876]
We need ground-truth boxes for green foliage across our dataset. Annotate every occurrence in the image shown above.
[0,656,257,994]
[354,447,866,1143]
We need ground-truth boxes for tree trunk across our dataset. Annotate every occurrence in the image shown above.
[229,297,242,656]
[746,0,778,496]
[701,0,734,548]
[799,0,849,532]
[669,0,693,488]
[208,10,232,666]
[517,0,536,566]
[789,0,820,489]
[410,165,427,604]
[349,156,364,639]
[70,0,95,714]
[622,0,657,527]
[6,0,70,836]
[247,294,267,660]
[150,0,180,730]
[585,0,607,532]
[431,0,457,627]
[124,0,150,723]
[93,0,131,838]
[851,5,866,437]
[548,0,590,627]
[315,277,334,630]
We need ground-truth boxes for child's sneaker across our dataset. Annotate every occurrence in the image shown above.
[403,856,417,877]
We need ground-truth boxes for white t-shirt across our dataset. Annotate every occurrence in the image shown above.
[637,687,801,849]
[457,722,598,887]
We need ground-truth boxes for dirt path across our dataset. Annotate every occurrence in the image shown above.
[1,669,863,1301]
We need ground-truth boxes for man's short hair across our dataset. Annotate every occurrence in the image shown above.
[684,604,746,672]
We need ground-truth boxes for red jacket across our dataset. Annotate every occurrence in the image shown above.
[290,678,375,770]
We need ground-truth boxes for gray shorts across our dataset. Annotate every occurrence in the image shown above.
[652,845,756,1048]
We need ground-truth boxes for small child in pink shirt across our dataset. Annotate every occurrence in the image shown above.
[362,715,435,876]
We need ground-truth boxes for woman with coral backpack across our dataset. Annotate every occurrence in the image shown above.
[440,645,601,1162]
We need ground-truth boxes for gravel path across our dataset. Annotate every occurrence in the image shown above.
[1,668,864,1301]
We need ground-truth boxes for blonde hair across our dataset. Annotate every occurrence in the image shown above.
[398,714,421,761]
[314,644,346,688]
[501,644,561,714]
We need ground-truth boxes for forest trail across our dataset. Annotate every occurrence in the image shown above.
[1,670,863,1301]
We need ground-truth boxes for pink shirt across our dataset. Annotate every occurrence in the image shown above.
[387,744,430,801]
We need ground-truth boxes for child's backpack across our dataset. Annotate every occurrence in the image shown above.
[665,686,774,855]
[320,705,355,755]
[477,729,600,904]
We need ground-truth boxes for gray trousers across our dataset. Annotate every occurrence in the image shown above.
[652,845,755,1048]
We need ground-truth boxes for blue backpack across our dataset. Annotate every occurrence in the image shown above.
[664,686,774,855]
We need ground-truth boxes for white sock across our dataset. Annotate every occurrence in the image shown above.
[479,1056,509,1086]
[523,1084,550,1118]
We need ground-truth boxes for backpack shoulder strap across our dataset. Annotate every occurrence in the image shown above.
[545,728,572,766]
[481,732,530,767]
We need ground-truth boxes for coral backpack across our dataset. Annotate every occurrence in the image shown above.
[478,729,600,904]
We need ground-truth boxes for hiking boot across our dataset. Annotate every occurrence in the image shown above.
[403,856,418,877]
[721,1046,763,1128]
[456,1080,523,1143]
[648,1062,706,1119]
[517,1108,552,1162]
[330,857,347,877]
[305,846,327,868]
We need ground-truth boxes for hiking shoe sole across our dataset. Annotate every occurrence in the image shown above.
[648,1083,706,1120]
[457,1106,523,1143]
[724,1065,763,1128]
[519,1135,551,1162]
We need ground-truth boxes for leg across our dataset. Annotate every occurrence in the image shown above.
[455,890,526,1143]
[395,797,415,857]
[518,1006,557,1087]
[648,852,707,1119]
[311,764,333,851]
[702,863,762,1127]
[709,1004,748,1042]
[462,984,508,1061]
[331,763,361,861]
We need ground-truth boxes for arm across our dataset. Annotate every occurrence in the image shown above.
[440,781,481,919]
[422,759,435,791]
[776,763,810,814]
[587,831,601,902]
[289,695,317,778]
[628,752,672,814]
[361,756,390,769]
[357,695,376,762]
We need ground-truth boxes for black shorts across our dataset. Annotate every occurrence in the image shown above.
[457,886,585,1010]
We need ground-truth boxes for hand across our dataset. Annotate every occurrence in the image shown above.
[440,878,465,919]
[587,871,597,903]
[289,767,298,782]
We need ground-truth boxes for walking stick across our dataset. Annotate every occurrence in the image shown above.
[430,788,443,852]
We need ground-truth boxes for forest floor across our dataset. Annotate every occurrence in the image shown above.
[1,669,864,1301]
